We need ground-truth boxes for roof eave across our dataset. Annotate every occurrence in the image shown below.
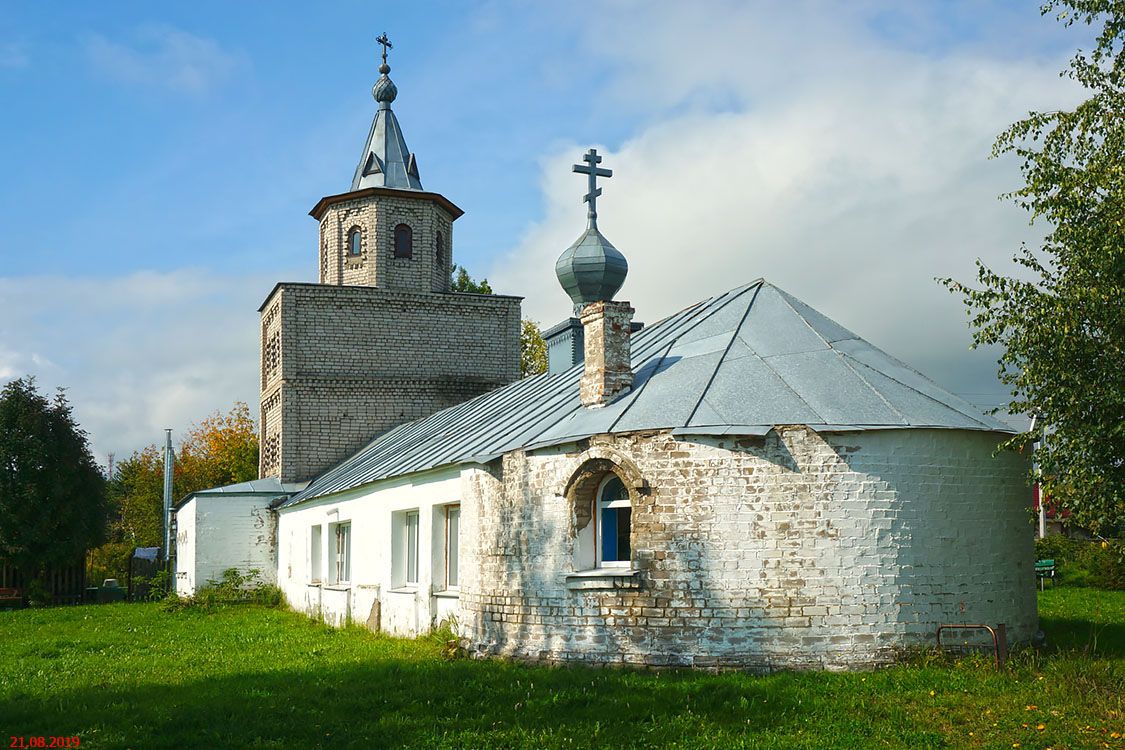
[258,282,523,312]
[309,187,464,222]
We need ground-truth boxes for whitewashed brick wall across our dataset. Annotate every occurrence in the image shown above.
[175,496,279,594]
[458,426,1034,670]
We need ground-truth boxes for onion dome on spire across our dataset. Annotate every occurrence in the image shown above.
[351,33,422,191]
[555,148,628,313]
[372,60,398,105]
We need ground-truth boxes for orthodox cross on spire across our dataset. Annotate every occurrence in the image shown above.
[572,148,612,227]
[376,32,393,66]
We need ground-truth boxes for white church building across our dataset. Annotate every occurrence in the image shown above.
[176,40,1035,671]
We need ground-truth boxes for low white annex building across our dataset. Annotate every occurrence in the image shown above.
[174,478,303,596]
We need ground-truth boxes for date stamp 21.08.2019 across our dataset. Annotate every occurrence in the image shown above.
[9,738,80,749]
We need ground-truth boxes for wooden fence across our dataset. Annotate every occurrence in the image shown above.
[0,558,87,604]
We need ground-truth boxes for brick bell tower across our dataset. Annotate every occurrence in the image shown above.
[258,36,522,483]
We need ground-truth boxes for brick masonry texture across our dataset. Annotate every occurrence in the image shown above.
[579,301,634,407]
[260,186,520,483]
[319,193,454,292]
[457,426,1035,670]
[259,282,521,482]
[261,281,519,481]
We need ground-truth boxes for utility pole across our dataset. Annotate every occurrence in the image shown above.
[162,429,174,564]
[1029,411,1045,538]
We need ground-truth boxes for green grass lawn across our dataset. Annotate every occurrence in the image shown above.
[1,590,1122,749]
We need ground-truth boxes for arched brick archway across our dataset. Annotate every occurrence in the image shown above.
[562,448,647,534]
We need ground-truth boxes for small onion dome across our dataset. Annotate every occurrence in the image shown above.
[373,63,398,106]
[555,224,628,309]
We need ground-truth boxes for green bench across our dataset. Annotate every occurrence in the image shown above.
[1035,559,1056,590]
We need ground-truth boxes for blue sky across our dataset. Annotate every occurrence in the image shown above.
[0,2,1083,463]
[1,1,644,281]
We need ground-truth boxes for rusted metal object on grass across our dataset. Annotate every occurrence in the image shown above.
[936,623,1008,669]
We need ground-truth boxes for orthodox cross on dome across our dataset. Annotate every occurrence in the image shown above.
[572,148,612,227]
[376,32,393,66]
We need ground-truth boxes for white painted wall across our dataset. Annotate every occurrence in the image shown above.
[174,494,279,595]
[275,427,1032,671]
[460,427,1035,670]
[174,499,197,596]
[276,466,464,635]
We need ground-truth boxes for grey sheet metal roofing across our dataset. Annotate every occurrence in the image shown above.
[282,280,1012,508]
[174,477,307,511]
[350,61,423,192]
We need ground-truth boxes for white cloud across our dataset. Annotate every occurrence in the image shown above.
[0,2,1081,471]
[85,25,242,94]
[489,1,1080,408]
[0,270,273,466]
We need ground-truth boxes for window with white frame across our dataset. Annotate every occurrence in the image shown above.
[597,475,631,567]
[392,510,420,588]
[444,504,460,589]
[310,525,323,583]
[329,521,351,584]
[567,458,643,572]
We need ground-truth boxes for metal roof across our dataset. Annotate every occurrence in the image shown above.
[282,279,1012,508]
[350,63,423,191]
[175,477,307,510]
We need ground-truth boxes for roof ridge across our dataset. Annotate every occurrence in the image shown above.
[820,318,1002,427]
[842,354,997,429]
[684,283,764,427]
[766,284,994,427]
[770,283,855,348]
[832,349,908,425]
[610,281,764,431]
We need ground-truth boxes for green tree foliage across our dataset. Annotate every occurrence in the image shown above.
[0,377,106,575]
[88,403,260,583]
[943,0,1125,533]
[450,265,493,294]
[521,319,548,377]
[451,265,549,378]
[176,402,259,493]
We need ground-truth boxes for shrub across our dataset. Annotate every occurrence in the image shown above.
[144,569,173,602]
[1035,536,1125,590]
[1034,535,1084,564]
[1083,540,1125,591]
[24,578,51,606]
[428,617,466,661]
[161,568,284,612]
[86,541,132,589]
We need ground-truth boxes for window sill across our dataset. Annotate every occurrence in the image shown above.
[433,589,460,600]
[323,584,351,592]
[389,586,419,595]
[565,568,642,591]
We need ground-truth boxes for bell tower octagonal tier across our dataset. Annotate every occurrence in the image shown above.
[311,187,460,293]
